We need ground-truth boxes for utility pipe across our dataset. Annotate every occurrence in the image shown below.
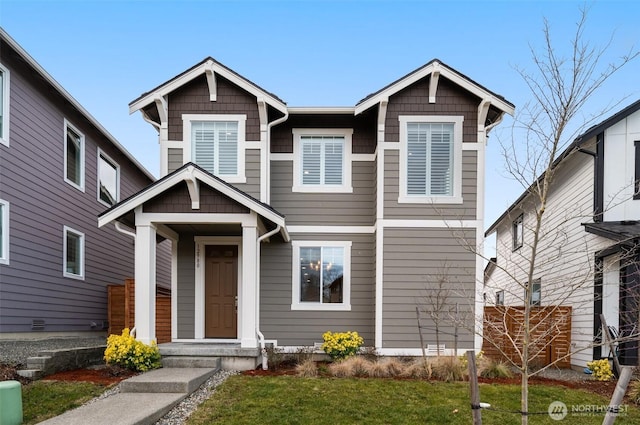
[256,224,282,369]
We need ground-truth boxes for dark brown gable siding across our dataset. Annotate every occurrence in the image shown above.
[385,76,480,142]
[143,181,250,214]
[168,75,260,141]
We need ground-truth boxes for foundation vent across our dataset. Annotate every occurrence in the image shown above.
[31,319,45,330]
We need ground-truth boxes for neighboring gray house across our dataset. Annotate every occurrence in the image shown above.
[485,99,640,368]
[99,57,514,359]
[0,29,168,337]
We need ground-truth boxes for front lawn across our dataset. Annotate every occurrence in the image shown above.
[22,381,107,424]
[187,375,640,424]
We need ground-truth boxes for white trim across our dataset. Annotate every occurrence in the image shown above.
[271,153,294,161]
[172,338,242,344]
[0,62,9,146]
[137,212,255,226]
[171,239,178,341]
[182,114,247,184]
[194,236,243,340]
[288,107,355,114]
[352,153,376,162]
[398,115,464,204]
[63,225,85,280]
[474,127,486,352]
[63,119,85,192]
[288,225,375,234]
[291,240,352,311]
[375,222,383,348]
[376,348,469,356]
[462,142,481,151]
[382,219,480,228]
[0,199,9,265]
[380,141,400,151]
[245,142,262,150]
[292,128,353,193]
[96,148,120,207]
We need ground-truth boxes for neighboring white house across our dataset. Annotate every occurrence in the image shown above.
[485,99,640,368]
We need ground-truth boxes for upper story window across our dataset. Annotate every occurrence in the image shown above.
[292,240,351,311]
[0,199,9,265]
[63,226,84,280]
[495,290,504,306]
[399,116,463,204]
[292,128,353,193]
[98,150,120,206]
[529,278,541,306]
[182,114,246,183]
[0,63,9,146]
[64,120,85,191]
[512,214,523,251]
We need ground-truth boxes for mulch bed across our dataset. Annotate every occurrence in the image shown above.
[0,363,137,386]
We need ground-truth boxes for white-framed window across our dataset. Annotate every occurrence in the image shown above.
[292,128,353,193]
[495,290,504,306]
[0,199,9,265]
[512,214,523,251]
[182,114,246,183]
[64,119,85,191]
[97,149,120,206]
[292,241,351,311]
[398,115,463,203]
[0,62,10,146]
[528,278,541,306]
[63,226,84,280]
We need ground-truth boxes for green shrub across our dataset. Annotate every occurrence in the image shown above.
[432,356,466,382]
[295,359,318,377]
[104,328,161,372]
[629,379,640,405]
[587,359,613,381]
[321,331,364,361]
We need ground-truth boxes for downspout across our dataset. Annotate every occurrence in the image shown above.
[265,109,289,204]
[256,224,282,369]
[114,221,137,337]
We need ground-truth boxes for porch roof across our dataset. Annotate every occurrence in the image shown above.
[583,221,640,242]
[98,162,289,241]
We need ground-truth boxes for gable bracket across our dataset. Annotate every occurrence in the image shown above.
[257,98,268,133]
[478,98,492,138]
[184,165,200,210]
[205,60,217,102]
[429,63,440,103]
[377,98,389,143]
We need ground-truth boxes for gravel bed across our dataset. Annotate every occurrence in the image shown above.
[0,337,107,366]
[154,369,239,425]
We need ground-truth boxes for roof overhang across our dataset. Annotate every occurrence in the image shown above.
[129,58,288,116]
[99,163,289,241]
[583,221,640,243]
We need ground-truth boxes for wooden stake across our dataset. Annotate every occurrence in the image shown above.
[467,350,482,425]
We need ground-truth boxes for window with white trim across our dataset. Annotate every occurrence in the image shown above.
[64,120,85,191]
[63,226,84,280]
[495,290,504,306]
[0,63,9,146]
[182,114,246,183]
[399,116,463,203]
[292,241,351,311]
[98,150,120,206]
[512,214,523,251]
[528,278,541,306]
[293,129,353,193]
[0,199,9,265]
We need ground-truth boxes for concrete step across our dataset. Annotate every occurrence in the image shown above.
[162,356,221,369]
[26,356,52,369]
[16,369,42,379]
[120,367,217,394]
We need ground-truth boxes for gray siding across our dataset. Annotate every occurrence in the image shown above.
[168,148,182,174]
[383,150,477,219]
[176,235,196,339]
[260,233,375,346]
[382,228,476,348]
[0,40,168,334]
[270,161,375,226]
[234,149,260,199]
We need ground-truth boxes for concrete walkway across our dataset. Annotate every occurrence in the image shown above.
[39,367,217,425]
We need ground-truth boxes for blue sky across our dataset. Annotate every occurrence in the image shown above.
[1,0,639,241]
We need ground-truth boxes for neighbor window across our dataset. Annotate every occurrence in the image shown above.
[634,141,640,200]
[512,214,523,250]
[528,279,541,306]
[292,241,351,311]
[98,150,120,206]
[0,63,9,146]
[496,290,504,306]
[0,199,8,265]
[293,129,353,192]
[399,116,463,203]
[63,226,84,279]
[64,120,85,191]
[183,114,246,182]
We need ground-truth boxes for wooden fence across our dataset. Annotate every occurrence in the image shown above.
[108,278,172,344]
[482,306,572,368]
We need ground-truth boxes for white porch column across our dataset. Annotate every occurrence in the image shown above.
[240,220,258,348]
[135,223,157,344]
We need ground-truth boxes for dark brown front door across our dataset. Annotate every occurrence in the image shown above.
[205,245,238,338]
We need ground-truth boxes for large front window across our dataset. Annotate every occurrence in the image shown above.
[292,241,351,311]
[192,121,238,175]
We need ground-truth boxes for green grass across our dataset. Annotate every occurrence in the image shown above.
[22,381,107,425]
[187,375,640,425]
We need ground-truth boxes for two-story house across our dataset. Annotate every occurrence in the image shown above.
[0,29,169,338]
[98,57,513,367]
[485,99,640,368]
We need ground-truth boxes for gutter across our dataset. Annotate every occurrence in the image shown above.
[255,224,282,369]
[265,111,289,204]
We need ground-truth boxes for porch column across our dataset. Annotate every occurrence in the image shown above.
[135,223,157,344]
[241,222,258,348]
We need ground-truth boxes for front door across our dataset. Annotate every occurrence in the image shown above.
[205,245,238,338]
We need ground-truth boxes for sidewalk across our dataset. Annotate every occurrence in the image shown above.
[39,367,217,425]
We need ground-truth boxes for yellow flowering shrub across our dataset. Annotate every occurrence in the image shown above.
[587,359,613,381]
[104,328,161,372]
[322,331,364,361]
